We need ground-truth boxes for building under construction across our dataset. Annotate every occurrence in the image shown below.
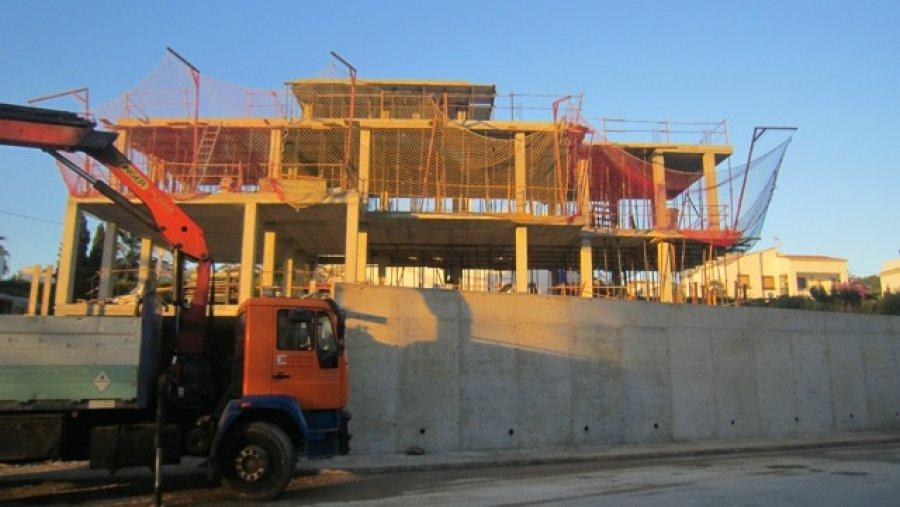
[45,52,792,317]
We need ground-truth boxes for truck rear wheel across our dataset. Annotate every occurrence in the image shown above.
[219,422,295,501]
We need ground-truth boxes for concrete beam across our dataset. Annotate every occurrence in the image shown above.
[238,202,259,302]
[580,238,593,298]
[515,225,528,293]
[98,222,119,299]
[514,132,526,213]
[268,129,283,180]
[55,198,83,307]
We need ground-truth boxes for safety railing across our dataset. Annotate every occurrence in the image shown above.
[589,117,729,145]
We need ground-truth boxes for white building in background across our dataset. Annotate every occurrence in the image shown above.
[880,259,900,294]
[682,247,849,299]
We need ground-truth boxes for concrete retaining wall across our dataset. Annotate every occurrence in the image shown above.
[334,284,900,454]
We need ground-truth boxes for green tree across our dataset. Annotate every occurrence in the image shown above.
[0,235,9,278]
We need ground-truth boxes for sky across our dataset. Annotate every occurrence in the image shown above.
[0,0,898,275]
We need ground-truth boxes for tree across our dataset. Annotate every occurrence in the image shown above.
[0,236,9,278]
[72,215,93,300]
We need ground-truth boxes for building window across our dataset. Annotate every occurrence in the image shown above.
[797,276,808,290]
[762,276,775,290]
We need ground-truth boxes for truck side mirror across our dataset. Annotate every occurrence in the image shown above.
[287,309,313,322]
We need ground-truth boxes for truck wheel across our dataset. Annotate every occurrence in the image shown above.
[219,422,295,501]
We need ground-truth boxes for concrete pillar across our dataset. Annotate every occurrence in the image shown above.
[356,230,368,283]
[658,241,674,302]
[514,132,526,213]
[344,191,361,283]
[40,266,53,316]
[576,158,592,225]
[580,238,593,298]
[98,222,119,299]
[515,225,528,293]
[283,257,294,297]
[238,202,259,302]
[701,151,720,230]
[268,129,283,180]
[26,264,41,316]
[55,198,82,307]
[651,151,669,229]
[137,238,154,295]
[261,229,277,292]
[359,129,371,195]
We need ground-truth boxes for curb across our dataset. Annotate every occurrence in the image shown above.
[310,434,900,474]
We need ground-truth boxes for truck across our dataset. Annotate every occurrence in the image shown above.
[0,103,351,501]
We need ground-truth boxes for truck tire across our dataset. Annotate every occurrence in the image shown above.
[219,422,295,501]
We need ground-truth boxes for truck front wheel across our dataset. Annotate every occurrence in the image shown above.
[219,422,295,501]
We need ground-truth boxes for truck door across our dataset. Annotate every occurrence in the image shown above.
[270,308,342,409]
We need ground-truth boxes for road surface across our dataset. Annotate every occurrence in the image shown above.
[1,442,898,505]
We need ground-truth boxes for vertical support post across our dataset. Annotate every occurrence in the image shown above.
[268,128,283,180]
[344,191,360,283]
[577,158,591,224]
[282,246,295,298]
[359,129,371,195]
[238,202,259,302]
[651,151,669,229]
[356,230,368,283]
[580,237,594,298]
[98,222,119,299]
[515,225,528,293]
[26,264,41,315]
[137,238,154,295]
[514,132,527,214]
[261,229,277,293]
[701,151,720,230]
[55,198,82,308]
[657,241,674,302]
[377,256,388,285]
[40,266,54,316]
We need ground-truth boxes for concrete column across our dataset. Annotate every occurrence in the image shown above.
[576,158,592,225]
[359,129,371,195]
[580,238,593,298]
[261,229,277,291]
[283,251,294,297]
[651,151,669,229]
[26,264,41,315]
[238,202,259,302]
[657,241,674,302]
[356,230,368,283]
[268,129,283,180]
[137,238,154,295]
[55,198,83,307]
[98,222,119,299]
[40,266,53,316]
[515,225,528,293]
[344,191,360,283]
[514,132,526,213]
[701,151,720,230]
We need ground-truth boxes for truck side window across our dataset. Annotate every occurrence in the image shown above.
[276,309,313,351]
[316,313,337,354]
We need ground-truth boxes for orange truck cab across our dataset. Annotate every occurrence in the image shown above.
[207,297,351,500]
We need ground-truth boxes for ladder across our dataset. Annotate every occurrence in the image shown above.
[194,124,222,173]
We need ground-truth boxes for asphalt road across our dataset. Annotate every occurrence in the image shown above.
[1,442,898,505]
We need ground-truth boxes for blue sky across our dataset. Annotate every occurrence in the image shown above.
[1,0,898,275]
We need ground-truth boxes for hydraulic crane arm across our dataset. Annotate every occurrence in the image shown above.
[0,102,210,354]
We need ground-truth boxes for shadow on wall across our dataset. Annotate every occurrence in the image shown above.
[334,284,900,455]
